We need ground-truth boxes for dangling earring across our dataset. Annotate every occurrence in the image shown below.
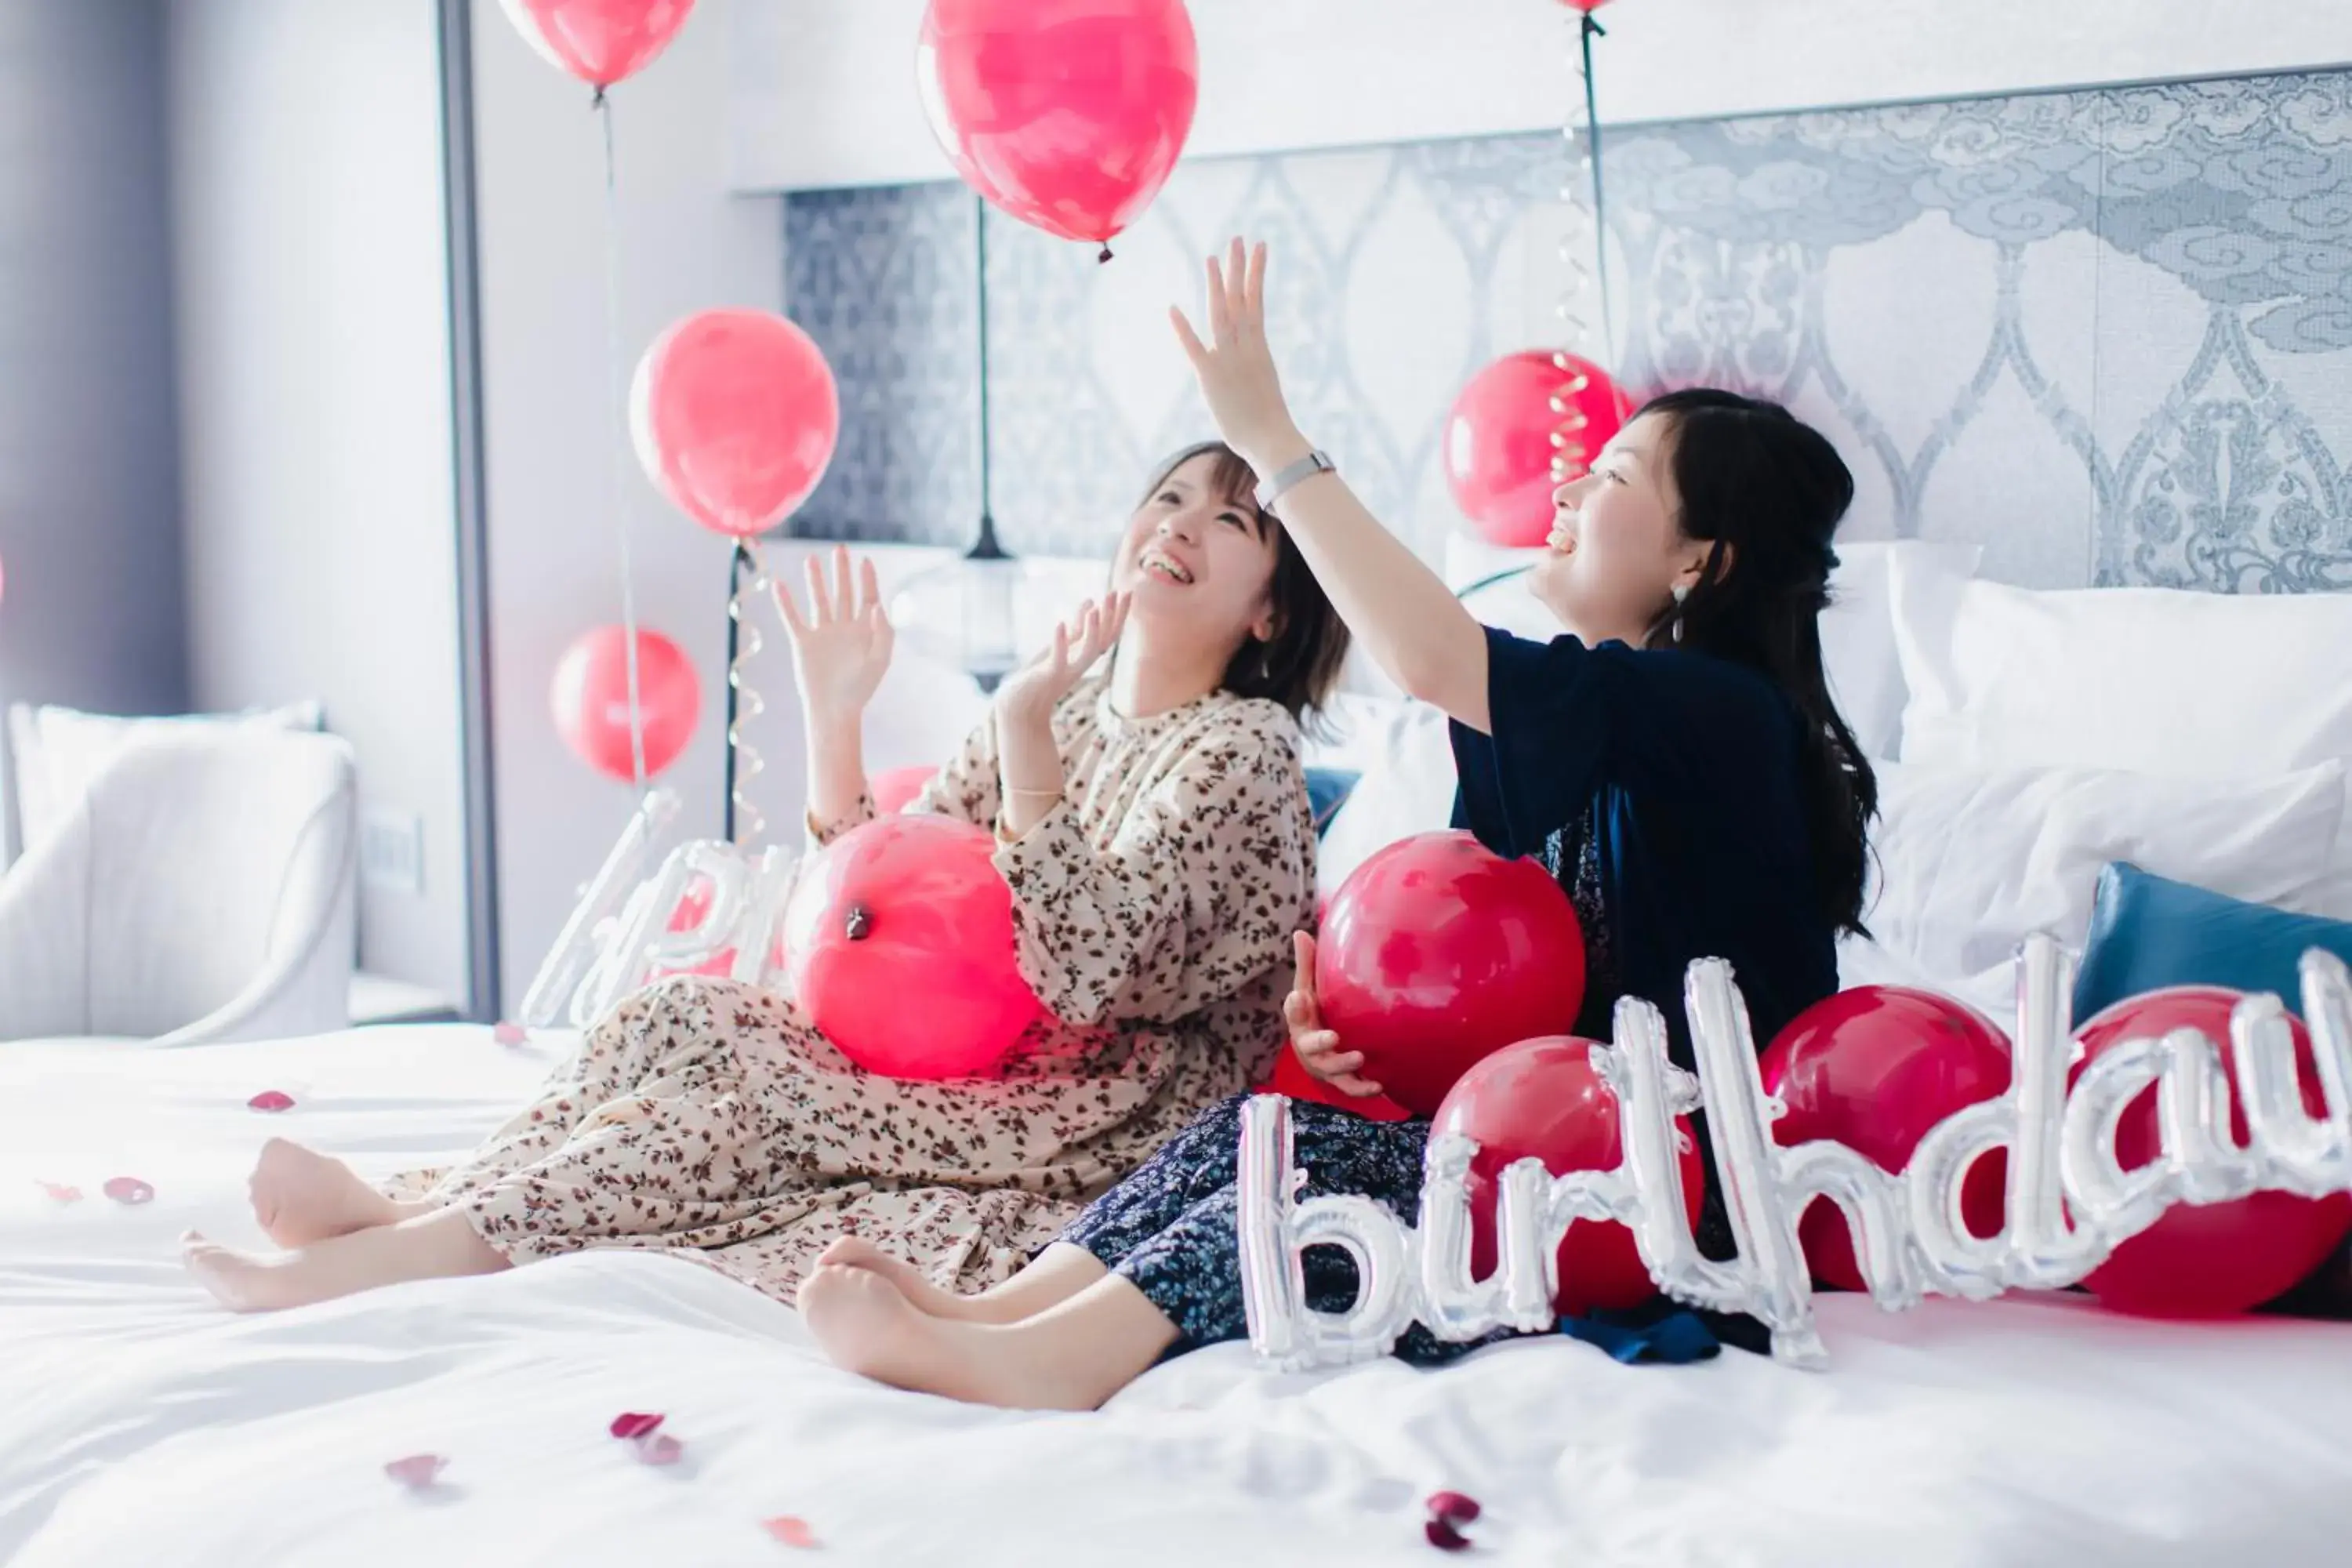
[1670,582,1690,644]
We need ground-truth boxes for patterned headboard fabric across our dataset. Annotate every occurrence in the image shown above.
[784,69,2352,597]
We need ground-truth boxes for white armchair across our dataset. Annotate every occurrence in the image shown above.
[0,728,357,1046]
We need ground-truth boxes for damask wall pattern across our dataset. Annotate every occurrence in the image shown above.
[782,68,2352,593]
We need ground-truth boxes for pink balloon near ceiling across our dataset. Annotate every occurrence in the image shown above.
[630,310,841,540]
[499,0,697,90]
[916,0,1200,256]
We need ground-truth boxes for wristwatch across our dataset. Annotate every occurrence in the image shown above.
[1254,448,1336,511]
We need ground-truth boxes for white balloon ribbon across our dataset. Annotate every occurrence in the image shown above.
[1238,935,2352,1370]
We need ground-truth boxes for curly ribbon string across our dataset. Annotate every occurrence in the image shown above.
[1549,10,1613,485]
[595,91,648,796]
[723,542,767,846]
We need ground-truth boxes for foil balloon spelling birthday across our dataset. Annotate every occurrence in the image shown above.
[1237,935,2352,1370]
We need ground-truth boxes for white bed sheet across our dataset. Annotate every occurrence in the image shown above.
[5,1026,2351,1567]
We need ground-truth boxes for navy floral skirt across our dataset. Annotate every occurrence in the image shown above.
[1058,1094,1526,1367]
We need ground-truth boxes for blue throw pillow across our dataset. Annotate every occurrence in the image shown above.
[1304,767,1359,839]
[2073,862,2352,1022]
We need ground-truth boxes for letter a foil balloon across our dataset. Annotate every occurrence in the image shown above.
[782,815,1041,1080]
[916,0,1199,251]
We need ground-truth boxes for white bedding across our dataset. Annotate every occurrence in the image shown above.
[5,1026,2352,1566]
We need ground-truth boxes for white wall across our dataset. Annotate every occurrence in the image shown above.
[731,0,2352,191]
[0,0,189,850]
[470,0,786,1016]
[166,0,471,1005]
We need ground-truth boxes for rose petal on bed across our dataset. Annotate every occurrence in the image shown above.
[761,1516,820,1549]
[609,1411,666,1440]
[383,1454,447,1489]
[102,1177,154,1206]
[1426,1490,1483,1525]
[1423,1517,1472,1552]
[492,1022,529,1047]
[632,1432,684,1467]
[34,1181,82,1203]
[247,1090,297,1113]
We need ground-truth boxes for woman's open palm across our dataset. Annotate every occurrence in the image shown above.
[777,546,894,727]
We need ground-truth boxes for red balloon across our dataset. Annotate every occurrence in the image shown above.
[631,309,840,538]
[872,765,938,816]
[1761,987,2013,1290]
[550,626,699,782]
[1316,831,1585,1116]
[1559,0,1613,12]
[499,0,695,89]
[916,0,1200,249]
[1443,351,1632,548]
[1435,1036,1704,1316]
[2074,986,2352,1317]
[782,815,1042,1080]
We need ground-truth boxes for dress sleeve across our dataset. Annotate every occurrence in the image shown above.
[1450,623,1791,858]
[992,708,1313,1030]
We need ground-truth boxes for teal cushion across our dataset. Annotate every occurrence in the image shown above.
[2073,862,2352,1021]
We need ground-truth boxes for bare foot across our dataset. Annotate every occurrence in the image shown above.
[183,1229,348,1312]
[797,1264,1102,1411]
[814,1236,998,1321]
[247,1138,411,1248]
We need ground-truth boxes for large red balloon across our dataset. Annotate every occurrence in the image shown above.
[631,309,840,539]
[1436,1036,1704,1316]
[1761,987,2013,1290]
[916,0,1199,249]
[782,815,1042,1080]
[872,765,938,816]
[1259,1040,1415,1123]
[499,0,695,89]
[2074,986,2352,1317]
[1443,351,1632,548]
[1315,831,1585,1116]
[550,626,699,781]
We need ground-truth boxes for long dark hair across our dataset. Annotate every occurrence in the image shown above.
[1637,389,1877,936]
[1135,442,1352,724]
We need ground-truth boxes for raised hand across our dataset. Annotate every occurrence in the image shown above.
[993,592,1131,724]
[777,546,894,729]
[1285,931,1385,1098]
[1169,238,1307,470]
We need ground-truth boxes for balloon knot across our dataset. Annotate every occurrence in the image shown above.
[844,906,873,942]
[591,86,608,111]
[1098,243,1114,265]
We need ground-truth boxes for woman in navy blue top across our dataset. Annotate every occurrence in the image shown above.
[794,239,1878,1408]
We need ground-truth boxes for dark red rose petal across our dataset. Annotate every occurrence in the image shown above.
[1425,1517,1472,1552]
[609,1411,666,1440]
[103,1177,154,1206]
[1427,1490,1483,1525]
[248,1090,296,1113]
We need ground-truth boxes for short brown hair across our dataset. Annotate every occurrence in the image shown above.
[1136,441,1352,724]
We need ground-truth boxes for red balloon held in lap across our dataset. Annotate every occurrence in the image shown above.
[1761,987,2013,1290]
[2073,986,2352,1318]
[916,0,1199,252]
[1315,832,1585,1116]
[1436,1036,1703,1316]
[782,816,1041,1080]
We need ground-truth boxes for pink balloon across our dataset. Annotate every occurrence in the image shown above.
[872,765,938,816]
[630,310,840,539]
[550,626,700,781]
[782,815,1041,1080]
[1443,351,1632,548]
[916,0,1200,249]
[499,0,696,89]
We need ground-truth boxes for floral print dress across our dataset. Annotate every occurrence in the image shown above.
[389,673,1314,1305]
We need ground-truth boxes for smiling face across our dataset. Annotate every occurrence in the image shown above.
[1110,450,1282,654]
[1526,412,1711,645]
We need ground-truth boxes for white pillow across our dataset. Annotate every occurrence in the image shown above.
[1313,699,1457,898]
[1446,535,1981,761]
[1866,757,2348,1017]
[1889,567,2352,917]
[6,700,324,855]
